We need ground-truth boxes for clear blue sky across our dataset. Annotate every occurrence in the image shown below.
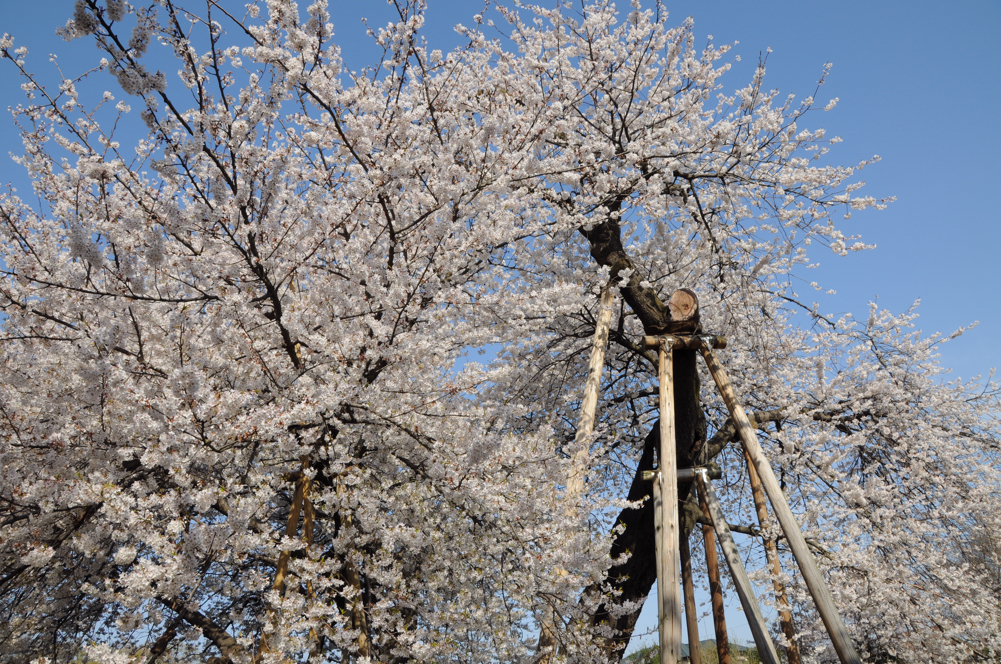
[2,0,999,652]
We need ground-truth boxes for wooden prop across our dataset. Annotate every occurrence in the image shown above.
[652,474,668,663]
[655,338,683,664]
[337,481,372,659]
[260,460,312,657]
[540,288,614,663]
[680,532,702,664]
[566,287,615,500]
[272,475,307,595]
[695,471,781,664]
[744,452,802,664]
[699,343,862,664]
[698,491,732,664]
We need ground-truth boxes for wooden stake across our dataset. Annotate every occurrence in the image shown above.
[566,286,615,501]
[695,472,781,664]
[653,472,667,662]
[699,344,862,664]
[744,452,802,664]
[699,492,732,664]
[680,532,701,664]
[539,288,615,663]
[273,476,307,595]
[303,493,322,658]
[260,460,311,658]
[656,339,683,664]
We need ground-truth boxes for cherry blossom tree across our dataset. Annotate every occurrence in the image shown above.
[0,1,998,663]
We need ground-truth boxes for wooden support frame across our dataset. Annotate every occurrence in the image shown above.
[695,471,781,664]
[643,334,727,350]
[655,338,683,664]
[698,343,862,664]
[599,290,859,664]
[539,288,615,663]
[566,287,615,501]
[699,491,732,664]
[680,532,701,664]
[744,450,802,664]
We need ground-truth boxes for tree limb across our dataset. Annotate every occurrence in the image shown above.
[157,597,244,664]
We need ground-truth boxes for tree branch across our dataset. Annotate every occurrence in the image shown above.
[157,597,244,664]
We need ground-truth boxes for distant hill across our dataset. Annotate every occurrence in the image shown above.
[625,639,760,664]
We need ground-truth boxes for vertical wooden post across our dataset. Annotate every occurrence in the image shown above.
[656,338,683,664]
[699,493,731,664]
[653,473,668,662]
[680,532,701,664]
[695,472,781,664]
[699,344,862,664]
[273,476,308,596]
[744,453,802,664]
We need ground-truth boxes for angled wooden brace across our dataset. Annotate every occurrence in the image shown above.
[695,470,781,664]
[539,287,615,663]
[699,342,862,664]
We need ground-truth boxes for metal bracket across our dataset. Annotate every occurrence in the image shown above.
[641,463,722,483]
[642,334,727,350]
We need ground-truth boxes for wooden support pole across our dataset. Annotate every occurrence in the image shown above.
[699,491,731,664]
[273,476,307,595]
[303,493,322,657]
[566,287,615,501]
[539,289,615,663]
[260,461,311,657]
[699,344,862,664]
[653,474,668,663]
[336,481,372,661]
[656,339,683,664]
[695,472,781,664]
[680,532,701,664]
[744,451,802,664]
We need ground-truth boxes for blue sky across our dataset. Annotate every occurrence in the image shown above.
[662,0,1001,385]
[2,0,999,653]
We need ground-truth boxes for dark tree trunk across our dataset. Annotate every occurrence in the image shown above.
[585,427,659,657]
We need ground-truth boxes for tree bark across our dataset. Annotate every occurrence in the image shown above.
[146,617,182,664]
[586,426,659,656]
[158,597,244,664]
[579,216,672,334]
